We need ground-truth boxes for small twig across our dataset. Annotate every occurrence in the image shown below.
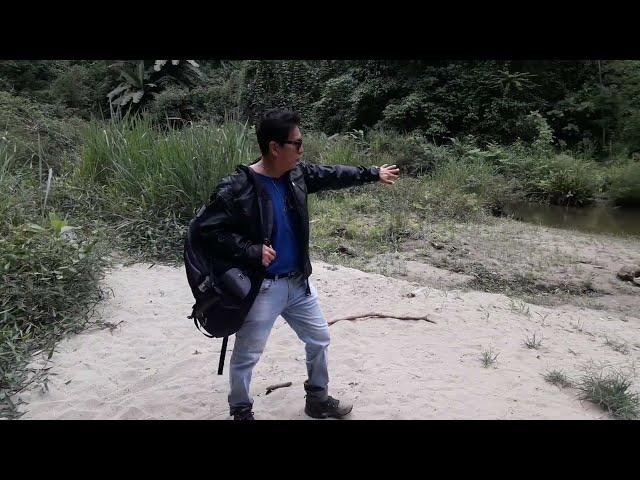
[328,312,436,326]
[265,382,292,395]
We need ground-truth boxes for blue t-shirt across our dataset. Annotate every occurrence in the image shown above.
[255,173,302,275]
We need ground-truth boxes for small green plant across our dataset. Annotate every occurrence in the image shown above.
[576,366,639,419]
[524,332,544,349]
[543,369,573,388]
[481,347,499,368]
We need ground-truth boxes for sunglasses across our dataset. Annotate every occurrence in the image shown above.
[282,139,303,151]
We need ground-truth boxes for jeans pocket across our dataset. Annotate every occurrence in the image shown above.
[259,279,273,294]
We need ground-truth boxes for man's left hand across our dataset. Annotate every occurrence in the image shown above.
[378,164,400,185]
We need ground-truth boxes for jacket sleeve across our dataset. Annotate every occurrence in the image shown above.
[195,183,263,268]
[298,162,380,194]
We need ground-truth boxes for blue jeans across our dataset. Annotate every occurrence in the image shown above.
[228,274,330,412]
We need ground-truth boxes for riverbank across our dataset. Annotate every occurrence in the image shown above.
[13,218,640,419]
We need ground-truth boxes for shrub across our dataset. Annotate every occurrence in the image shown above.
[577,366,639,419]
[366,129,451,175]
[0,170,108,418]
[607,159,640,206]
[424,158,514,219]
[531,154,603,206]
[0,91,85,173]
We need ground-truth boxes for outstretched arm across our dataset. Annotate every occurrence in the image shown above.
[300,162,399,194]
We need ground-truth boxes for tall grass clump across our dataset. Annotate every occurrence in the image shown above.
[318,131,368,167]
[300,131,330,164]
[0,168,108,418]
[607,159,640,206]
[495,149,603,206]
[1,140,14,181]
[76,116,259,261]
[78,116,257,212]
[576,364,639,419]
[305,128,451,175]
[531,154,604,206]
[423,158,514,220]
[366,129,450,175]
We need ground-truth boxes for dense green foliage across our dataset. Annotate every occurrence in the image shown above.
[0,168,108,417]
[4,60,640,158]
[2,59,640,417]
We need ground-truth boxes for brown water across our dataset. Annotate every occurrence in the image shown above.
[504,202,640,237]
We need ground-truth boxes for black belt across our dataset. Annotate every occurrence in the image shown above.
[264,271,301,280]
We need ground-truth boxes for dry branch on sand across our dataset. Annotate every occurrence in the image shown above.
[328,312,436,326]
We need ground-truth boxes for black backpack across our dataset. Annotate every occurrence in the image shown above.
[183,204,261,375]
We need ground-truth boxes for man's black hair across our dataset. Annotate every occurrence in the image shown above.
[256,109,301,156]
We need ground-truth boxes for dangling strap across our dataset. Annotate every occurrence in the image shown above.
[218,336,229,375]
[188,297,220,338]
[305,278,311,296]
[193,317,215,338]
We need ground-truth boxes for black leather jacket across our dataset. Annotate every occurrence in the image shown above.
[195,161,380,282]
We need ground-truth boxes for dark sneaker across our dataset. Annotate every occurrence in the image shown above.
[232,406,255,421]
[305,396,353,419]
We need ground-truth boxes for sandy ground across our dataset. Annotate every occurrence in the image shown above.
[14,237,640,419]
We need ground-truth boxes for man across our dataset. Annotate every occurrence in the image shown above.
[199,109,399,420]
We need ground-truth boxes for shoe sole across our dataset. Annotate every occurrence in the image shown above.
[305,405,353,419]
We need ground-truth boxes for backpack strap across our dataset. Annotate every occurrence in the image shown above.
[189,314,228,375]
[193,317,215,338]
[217,336,229,375]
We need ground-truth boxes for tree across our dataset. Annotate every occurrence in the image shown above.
[106,60,205,112]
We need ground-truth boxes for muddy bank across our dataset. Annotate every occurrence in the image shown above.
[350,217,640,320]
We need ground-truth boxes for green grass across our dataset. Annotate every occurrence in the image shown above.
[77,116,257,215]
[523,332,544,349]
[607,159,640,206]
[69,121,627,265]
[3,113,637,419]
[576,366,639,419]
[0,168,109,418]
[537,154,604,206]
[481,348,499,368]
[0,91,85,173]
[497,150,604,206]
[320,132,368,167]
[74,116,260,263]
[425,158,511,220]
[308,177,426,263]
[543,369,573,388]
[366,128,450,175]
